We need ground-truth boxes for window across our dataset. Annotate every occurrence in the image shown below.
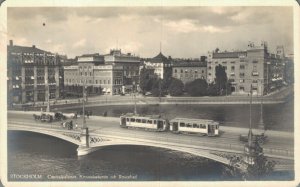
[240,79,245,83]
[222,61,227,64]
[252,80,258,83]
[96,80,98,84]
[90,72,92,76]
[193,124,198,128]
[147,120,152,124]
[208,66,212,70]
[240,86,245,91]
[231,61,235,64]
[202,70,204,73]
[208,73,211,76]
[181,69,183,73]
[130,118,135,122]
[240,73,245,77]
[103,80,106,84]
[174,69,177,73]
[186,123,192,128]
[180,122,185,127]
[231,66,235,71]
[200,124,206,129]
[108,80,110,84]
[136,119,141,123]
[240,65,245,69]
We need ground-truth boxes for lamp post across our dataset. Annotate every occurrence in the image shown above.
[45,78,50,112]
[258,79,264,130]
[82,80,87,129]
[266,62,271,94]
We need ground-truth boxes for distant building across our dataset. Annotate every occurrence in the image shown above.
[7,40,63,106]
[104,49,140,93]
[207,42,286,95]
[143,52,172,79]
[172,60,207,84]
[64,53,123,95]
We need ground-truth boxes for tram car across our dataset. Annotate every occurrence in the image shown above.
[169,118,219,136]
[120,113,168,131]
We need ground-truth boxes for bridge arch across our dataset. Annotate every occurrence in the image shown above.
[8,128,81,146]
[90,141,231,166]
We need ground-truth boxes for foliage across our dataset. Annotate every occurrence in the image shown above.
[168,78,184,96]
[207,83,219,96]
[151,78,163,97]
[185,79,208,96]
[139,67,152,94]
[215,64,228,95]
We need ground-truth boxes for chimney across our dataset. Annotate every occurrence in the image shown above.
[32,45,36,48]
[9,40,13,46]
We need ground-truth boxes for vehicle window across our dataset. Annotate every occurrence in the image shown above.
[126,118,129,122]
[186,123,192,128]
[193,123,198,128]
[180,122,185,127]
[200,124,206,129]
[216,125,219,129]
[142,119,146,123]
[173,122,178,126]
[147,120,152,124]
[136,119,141,123]
[130,118,135,122]
[154,120,157,124]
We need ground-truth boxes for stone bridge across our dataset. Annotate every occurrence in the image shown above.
[8,123,293,172]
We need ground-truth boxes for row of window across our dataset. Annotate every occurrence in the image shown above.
[174,69,205,74]
[66,79,112,85]
[126,118,162,125]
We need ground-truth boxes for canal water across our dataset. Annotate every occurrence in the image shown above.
[7,131,293,181]
[62,95,294,132]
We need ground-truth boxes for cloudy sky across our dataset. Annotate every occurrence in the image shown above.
[8,6,293,58]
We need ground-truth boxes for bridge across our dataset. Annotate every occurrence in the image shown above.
[7,111,294,172]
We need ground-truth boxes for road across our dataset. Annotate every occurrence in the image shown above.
[7,111,294,159]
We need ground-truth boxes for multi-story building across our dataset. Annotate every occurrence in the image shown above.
[172,60,207,84]
[143,52,172,79]
[207,42,286,95]
[64,53,124,95]
[104,49,140,93]
[7,40,62,106]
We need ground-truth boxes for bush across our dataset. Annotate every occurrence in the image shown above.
[185,79,208,96]
[169,78,184,96]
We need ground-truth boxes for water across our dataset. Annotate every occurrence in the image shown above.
[62,96,294,132]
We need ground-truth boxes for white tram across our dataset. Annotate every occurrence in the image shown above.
[169,118,219,136]
[120,113,168,131]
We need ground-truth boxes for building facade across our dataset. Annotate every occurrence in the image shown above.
[64,53,124,95]
[143,52,172,79]
[172,60,207,84]
[7,40,62,106]
[207,42,286,95]
[104,49,140,93]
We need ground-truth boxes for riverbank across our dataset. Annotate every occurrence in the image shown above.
[10,85,293,110]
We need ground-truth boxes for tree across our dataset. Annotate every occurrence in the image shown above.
[139,67,154,94]
[185,79,208,96]
[215,64,228,95]
[207,83,218,96]
[161,68,173,94]
[168,78,184,96]
[151,78,163,97]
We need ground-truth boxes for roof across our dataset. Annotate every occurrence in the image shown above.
[212,51,247,59]
[172,61,206,67]
[8,45,51,54]
[150,52,171,64]
[170,118,218,124]
[121,113,164,119]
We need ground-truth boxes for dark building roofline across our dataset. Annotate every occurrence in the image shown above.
[172,61,207,67]
[212,51,247,59]
[7,45,51,54]
[150,52,171,64]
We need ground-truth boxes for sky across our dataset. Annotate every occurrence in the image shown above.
[7,6,294,58]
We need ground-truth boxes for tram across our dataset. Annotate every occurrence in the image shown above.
[120,113,168,131]
[169,118,219,136]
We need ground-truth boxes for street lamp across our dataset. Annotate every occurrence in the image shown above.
[258,79,265,130]
[45,78,50,112]
[266,61,271,94]
[82,80,87,129]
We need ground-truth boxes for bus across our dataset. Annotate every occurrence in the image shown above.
[169,118,219,136]
[120,113,168,131]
